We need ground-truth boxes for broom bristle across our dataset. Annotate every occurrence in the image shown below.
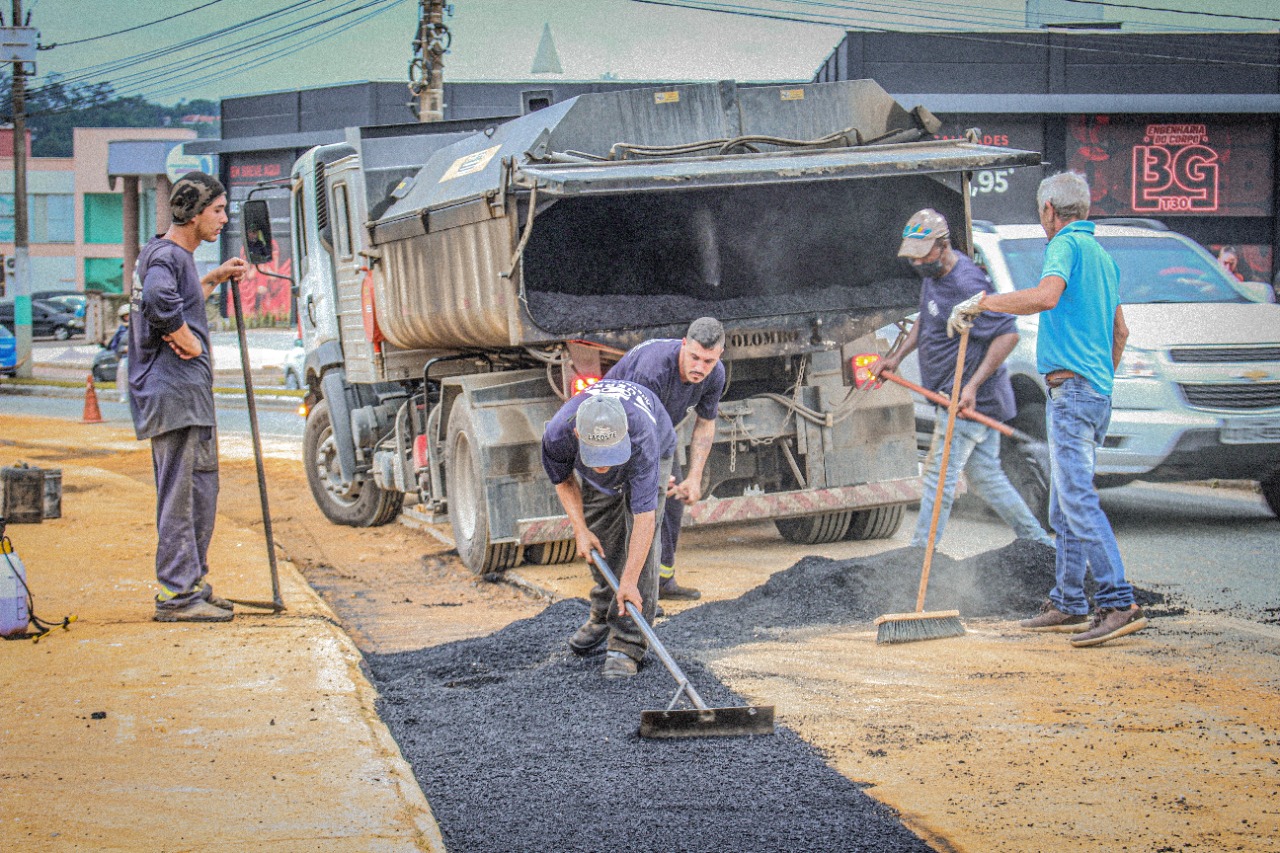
[874,610,965,644]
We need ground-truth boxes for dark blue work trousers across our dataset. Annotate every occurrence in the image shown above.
[150,425,219,608]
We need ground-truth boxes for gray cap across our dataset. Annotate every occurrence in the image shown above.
[898,208,949,259]
[575,393,631,468]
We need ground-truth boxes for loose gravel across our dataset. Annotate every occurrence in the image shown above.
[367,540,1164,853]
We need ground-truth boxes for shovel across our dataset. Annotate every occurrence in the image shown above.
[591,549,774,739]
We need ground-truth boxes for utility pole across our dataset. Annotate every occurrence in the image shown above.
[4,0,35,376]
[408,0,449,122]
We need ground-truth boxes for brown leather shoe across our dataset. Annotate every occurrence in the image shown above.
[1020,600,1090,633]
[1070,605,1148,647]
[658,579,701,600]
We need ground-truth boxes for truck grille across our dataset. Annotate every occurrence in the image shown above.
[1169,346,1280,363]
[1179,382,1280,410]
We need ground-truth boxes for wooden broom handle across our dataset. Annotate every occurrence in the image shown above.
[916,327,969,612]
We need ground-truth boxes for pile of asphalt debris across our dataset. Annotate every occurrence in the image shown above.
[366,540,1163,853]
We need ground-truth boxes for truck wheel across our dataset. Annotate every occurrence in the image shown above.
[446,403,520,574]
[524,539,577,565]
[304,398,403,527]
[1261,471,1280,519]
[775,511,852,545]
[1001,436,1052,531]
[843,504,905,540]
[1010,401,1047,442]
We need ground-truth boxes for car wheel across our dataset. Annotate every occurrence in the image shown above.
[1261,471,1280,519]
[1010,401,1046,442]
[53,326,71,341]
[304,398,403,527]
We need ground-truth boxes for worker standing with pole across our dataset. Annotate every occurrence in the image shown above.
[129,172,249,622]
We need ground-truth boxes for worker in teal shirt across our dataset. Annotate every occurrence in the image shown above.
[950,171,1147,649]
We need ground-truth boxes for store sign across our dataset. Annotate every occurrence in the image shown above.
[1068,116,1272,217]
[1132,124,1218,213]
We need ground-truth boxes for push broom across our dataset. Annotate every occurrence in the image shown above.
[873,327,970,644]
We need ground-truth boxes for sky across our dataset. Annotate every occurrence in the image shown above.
[18,0,1275,106]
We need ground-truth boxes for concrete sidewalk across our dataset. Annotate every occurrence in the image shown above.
[0,416,442,852]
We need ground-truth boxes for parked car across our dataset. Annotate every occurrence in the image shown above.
[886,219,1280,520]
[0,324,16,376]
[0,298,84,340]
[91,346,119,384]
[42,294,87,318]
[282,338,305,389]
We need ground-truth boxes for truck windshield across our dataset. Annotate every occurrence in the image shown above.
[1000,236,1250,304]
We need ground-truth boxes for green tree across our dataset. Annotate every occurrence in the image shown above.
[1,74,220,157]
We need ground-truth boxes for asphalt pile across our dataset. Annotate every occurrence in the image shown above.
[367,540,1162,852]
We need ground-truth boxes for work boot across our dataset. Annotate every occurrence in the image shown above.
[568,618,609,655]
[1070,605,1149,648]
[601,651,639,679]
[154,598,234,623]
[200,583,234,611]
[658,578,701,600]
[1019,600,1089,633]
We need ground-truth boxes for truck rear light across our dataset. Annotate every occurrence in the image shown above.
[852,353,881,390]
[413,434,429,469]
[573,375,600,394]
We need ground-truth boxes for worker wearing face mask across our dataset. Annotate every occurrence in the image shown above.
[878,208,1052,550]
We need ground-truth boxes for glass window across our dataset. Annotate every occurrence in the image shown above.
[332,183,352,259]
[84,193,125,244]
[85,257,125,294]
[0,193,76,243]
[292,184,309,279]
[998,236,1249,304]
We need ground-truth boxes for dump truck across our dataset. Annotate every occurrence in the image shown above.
[242,79,1040,575]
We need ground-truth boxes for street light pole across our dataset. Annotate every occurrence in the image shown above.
[9,0,31,377]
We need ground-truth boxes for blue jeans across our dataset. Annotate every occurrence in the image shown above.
[912,413,1053,548]
[1046,378,1133,614]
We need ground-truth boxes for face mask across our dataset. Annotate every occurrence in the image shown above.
[912,259,946,279]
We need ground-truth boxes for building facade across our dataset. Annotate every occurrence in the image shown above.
[0,126,195,296]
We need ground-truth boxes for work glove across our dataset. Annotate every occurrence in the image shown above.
[947,293,984,338]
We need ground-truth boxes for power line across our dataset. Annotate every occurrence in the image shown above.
[1064,0,1280,25]
[39,0,233,49]
[633,0,1280,68]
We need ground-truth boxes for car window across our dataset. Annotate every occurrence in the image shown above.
[998,235,1250,304]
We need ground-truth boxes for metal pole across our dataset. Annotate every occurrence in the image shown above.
[11,0,31,377]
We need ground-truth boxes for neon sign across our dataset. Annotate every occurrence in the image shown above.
[1131,124,1219,213]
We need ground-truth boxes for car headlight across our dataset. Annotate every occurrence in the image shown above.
[1115,347,1158,379]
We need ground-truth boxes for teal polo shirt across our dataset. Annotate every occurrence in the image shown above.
[1036,220,1121,396]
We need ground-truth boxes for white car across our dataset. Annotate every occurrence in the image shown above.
[889,219,1280,520]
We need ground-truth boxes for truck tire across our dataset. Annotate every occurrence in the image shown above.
[1000,436,1052,531]
[446,403,520,575]
[843,504,905,540]
[304,398,403,527]
[1262,471,1280,519]
[1010,401,1047,442]
[775,511,852,545]
[524,539,577,565]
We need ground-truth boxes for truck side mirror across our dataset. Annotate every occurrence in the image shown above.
[242,200,275,265]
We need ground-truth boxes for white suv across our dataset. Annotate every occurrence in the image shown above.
[968,219,1280,518]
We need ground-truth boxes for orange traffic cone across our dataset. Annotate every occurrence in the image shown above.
[82,374,104,424]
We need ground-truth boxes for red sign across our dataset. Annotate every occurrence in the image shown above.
[1068,116,1272,218]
